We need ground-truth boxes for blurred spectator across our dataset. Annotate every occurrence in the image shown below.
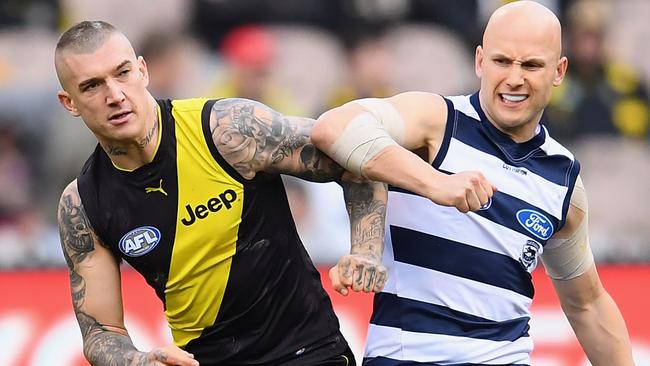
[410,0,480,51]
[544,0,650,144]
[0,125,31,223]
[0,123,62,268]
[384,24,476,95]
[323,25,395,110]
[138,30,200,99]
[0,0,59,30]
[210,25,303,115]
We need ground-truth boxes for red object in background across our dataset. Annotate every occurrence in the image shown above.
[221,25,275,69]
[1,266,649,366]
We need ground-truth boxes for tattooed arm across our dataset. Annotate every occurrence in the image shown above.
[209,98,388,293]
[209,98,344,181]
[329,173,389,296]
[57,181,198,366]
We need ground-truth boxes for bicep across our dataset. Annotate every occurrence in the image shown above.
[386,91,448,154]
[208,98,343,181]
[541,177,594,280]
[551,265,603,311]
[58,181,125,337]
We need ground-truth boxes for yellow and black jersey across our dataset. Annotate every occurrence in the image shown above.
[77,98,347,365]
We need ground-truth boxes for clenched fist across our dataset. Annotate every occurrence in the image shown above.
[428,171,497,213]
[330,254,387,296]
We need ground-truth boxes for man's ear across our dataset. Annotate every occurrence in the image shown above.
[57,90,80,117]
[475,45,484,79]
[553,56,569,87]
[138,56,150,88]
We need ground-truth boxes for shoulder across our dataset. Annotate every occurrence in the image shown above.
[59,179,80,203]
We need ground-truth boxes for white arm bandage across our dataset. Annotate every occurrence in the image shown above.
[328,98,406,176]
[541,176,595,280]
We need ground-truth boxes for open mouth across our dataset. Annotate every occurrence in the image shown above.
[499,94,528,104]
[109,111,132,123]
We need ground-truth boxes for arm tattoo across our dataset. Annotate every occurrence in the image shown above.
[209,98,343,181]
[58,188,152,365]
[59,193,95,265]
[342,180,387,260]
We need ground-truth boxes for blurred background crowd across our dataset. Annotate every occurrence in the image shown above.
[0,0,649,269]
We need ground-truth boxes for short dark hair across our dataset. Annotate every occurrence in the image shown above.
[56,20,117,55]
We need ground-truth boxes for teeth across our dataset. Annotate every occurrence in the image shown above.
[502,94,527,102]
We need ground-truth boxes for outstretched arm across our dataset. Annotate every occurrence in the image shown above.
[209,98,388,293]
[58,181,198,366]
[312,92,496,212]
[543,180,633,365]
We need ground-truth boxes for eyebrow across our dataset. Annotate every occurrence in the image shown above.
[492,54,546,66]
[77,60,132,91]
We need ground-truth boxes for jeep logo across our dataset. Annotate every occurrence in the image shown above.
[181,189,237,226]
[516,209,554,240]
[119,226,161,257]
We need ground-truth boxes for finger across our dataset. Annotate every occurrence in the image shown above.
[477,176,495,198]
[456,198,470,213]
[474,179,489,206]
[465,188,482,212]
[351,263,365,292]
[151,349,198,366]
[329,266,348,296]
[363,265,377,293]
[373,269,388,292]
[337,257,354,288]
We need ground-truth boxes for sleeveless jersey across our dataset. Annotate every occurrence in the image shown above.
[364,93,580,366]
[77,98,346,365]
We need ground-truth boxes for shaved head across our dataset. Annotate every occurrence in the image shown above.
[55,21,124,89]
[484,1,562,57]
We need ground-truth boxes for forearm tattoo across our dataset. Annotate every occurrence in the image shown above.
[342,181,387,259]
[209,98,343,181]
[58,188,151,365]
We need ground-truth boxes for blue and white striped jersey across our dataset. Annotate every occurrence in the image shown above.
[364,92,580,366]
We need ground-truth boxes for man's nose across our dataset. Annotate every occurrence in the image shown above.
[505,65,524,88]
[105,79,125,105]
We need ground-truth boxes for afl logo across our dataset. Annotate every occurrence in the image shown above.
[119,226,161,257]
[516,209,554,240]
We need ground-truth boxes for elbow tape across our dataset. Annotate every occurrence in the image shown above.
[329,98,406,176]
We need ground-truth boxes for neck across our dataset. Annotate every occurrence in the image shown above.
[491,119,540,143]
[102,96,160,170]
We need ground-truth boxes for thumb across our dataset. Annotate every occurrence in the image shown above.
[329,266,349,296]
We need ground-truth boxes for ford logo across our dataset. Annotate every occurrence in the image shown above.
[118,226,161,257]
[516,209,554,240]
